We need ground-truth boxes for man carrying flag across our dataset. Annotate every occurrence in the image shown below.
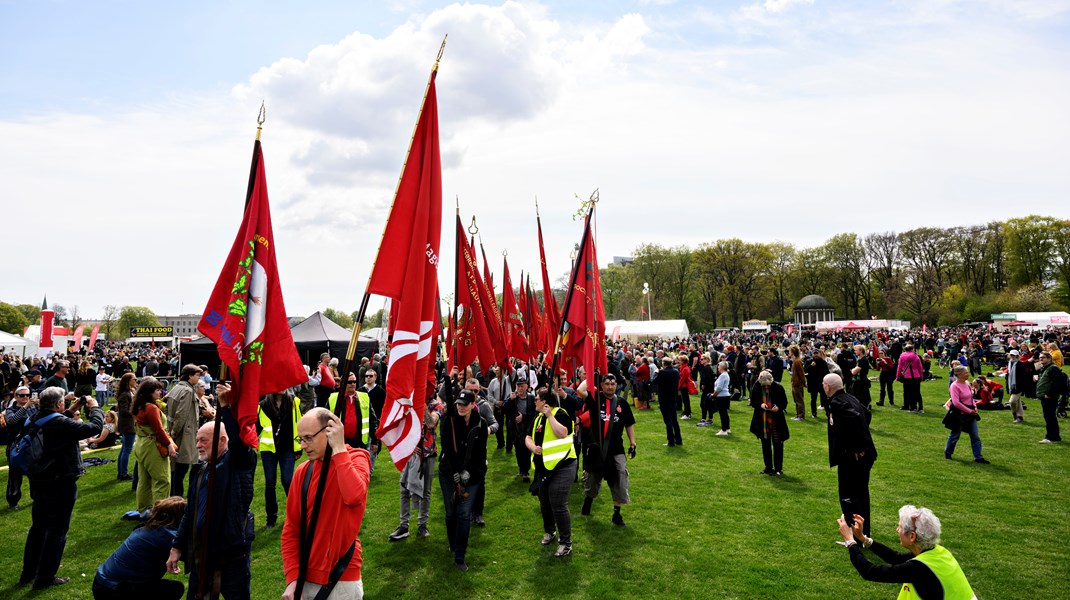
[196,129,308,449]
[188,118,308,599]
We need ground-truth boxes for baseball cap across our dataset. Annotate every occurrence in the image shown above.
[1009,349,1020,356]
[455,390,476,406]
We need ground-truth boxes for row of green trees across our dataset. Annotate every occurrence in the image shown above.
[600,215,1070,330]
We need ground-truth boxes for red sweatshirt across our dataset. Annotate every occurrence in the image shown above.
[282,446,371,585]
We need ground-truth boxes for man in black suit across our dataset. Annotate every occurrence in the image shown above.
[824,373,877,536]
[504,379,536,482]
[655,358,682,446]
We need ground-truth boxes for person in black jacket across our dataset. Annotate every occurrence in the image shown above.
[438,389,488,572]
[806,349,831,418]
[504,379,537,482]
[19,386,104,590]
[749,371,789,475]
[824,373,877,536]
[695,355,717,425]
[655,358,682,447]
[166,384,256,599]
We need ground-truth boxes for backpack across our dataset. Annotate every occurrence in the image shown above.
[9,412,62,474]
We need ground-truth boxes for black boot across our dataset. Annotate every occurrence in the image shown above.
[581,496,593,516]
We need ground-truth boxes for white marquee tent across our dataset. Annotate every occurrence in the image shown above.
[0,330,33,358]
[605,319,690,342]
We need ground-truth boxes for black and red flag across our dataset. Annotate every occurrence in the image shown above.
[453,215,508,372]
[556,204,607,393]
[198,139,307,448]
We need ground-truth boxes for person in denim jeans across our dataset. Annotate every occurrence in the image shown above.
[438,389,488,572]
[945,366,989,464]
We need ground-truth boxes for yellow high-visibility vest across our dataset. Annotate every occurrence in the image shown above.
[258,400,302,453]
[327,391,371,445]
[531,407,576,471]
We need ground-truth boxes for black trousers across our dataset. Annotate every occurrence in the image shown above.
[679,389,692,416]
[6,445,24,507]
[716,397,731,431]
[515,436,531,476]
[22,477,78,586]
[879,374,895,404]
[660,398,682,445]
[1041,397,1062,442]
[701,393,715,420]
[902,379,923,411]
[760,437,784,472]
[538,462,577,545]
[493,405,506,448]
[837,458,873,536]
[809,389,827,415]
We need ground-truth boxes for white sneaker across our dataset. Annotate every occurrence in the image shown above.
[792,416,804,421]
[715,430,729,436]
[681,415,691,420]
[1039,439,1055,444]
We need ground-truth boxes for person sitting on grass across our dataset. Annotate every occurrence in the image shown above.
[93,496,187,600]
[836,506,977,600]
[972,377,1007,411]
[87,410,120,448]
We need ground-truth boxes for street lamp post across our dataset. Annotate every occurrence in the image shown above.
[642,282,652,320]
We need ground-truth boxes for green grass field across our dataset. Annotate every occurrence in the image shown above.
[2,366,1068,599]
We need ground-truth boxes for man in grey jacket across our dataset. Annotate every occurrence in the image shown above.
[165,364,204,497]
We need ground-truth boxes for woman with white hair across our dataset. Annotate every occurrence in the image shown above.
[749,370,789,475]
[836,505,977,599]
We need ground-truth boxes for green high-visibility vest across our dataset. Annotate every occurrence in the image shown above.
[257,400,302,453]
[896,545,977,600]
[531,407,576,471]
[327,391,371,445]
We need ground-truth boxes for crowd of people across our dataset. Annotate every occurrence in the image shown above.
[1,322,1066,597]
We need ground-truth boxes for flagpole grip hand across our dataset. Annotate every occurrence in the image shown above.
[325,414,346,454]
[216,383,232,407]
[282,580,297,600]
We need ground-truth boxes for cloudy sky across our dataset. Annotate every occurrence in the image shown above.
[2,0,1068,321]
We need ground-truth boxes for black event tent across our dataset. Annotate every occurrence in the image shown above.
[179,311,378,377]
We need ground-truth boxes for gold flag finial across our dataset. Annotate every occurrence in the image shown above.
[256,101,266,140]
[468,215,479,236]
[433,34,448,72]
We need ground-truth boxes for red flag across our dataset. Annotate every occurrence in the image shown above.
[560,207,607,392]
[198,140,307,448]
[480,242,496,312]
[524,274,543,362]
[455,216,508,371]
[366,68,443,471]
[537,216,562,358]
[502,258,528,362]
[72,325,85,352]
[87,324,101,352]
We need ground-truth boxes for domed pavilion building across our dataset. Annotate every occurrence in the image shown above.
[793,294,835,325]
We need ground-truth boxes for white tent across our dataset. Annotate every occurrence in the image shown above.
[605,319,690,342]
[0,330,33,358]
